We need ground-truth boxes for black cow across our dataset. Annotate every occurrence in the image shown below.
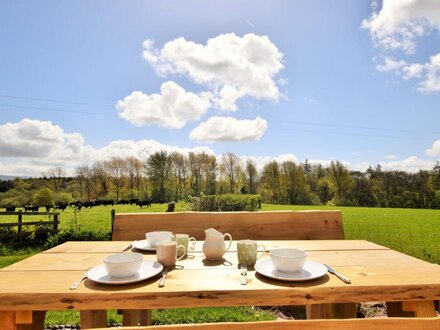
[5,206,15,212]
[136,199,151,208]
[45,205,53,212]
[166,201,175,212]
[55,202,68,212]
[83,201,95,208]
[117,200,129,205]
[129,198,139,205]
[24,205,39,212]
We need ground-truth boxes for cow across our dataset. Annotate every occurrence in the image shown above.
[45,205,53,212]
[117,200,129,205]
[166,201,175,212]
[5,206,15,212]
[136,199,152,208]
[55,202,68,212]
[83,201,95,208]
[129,198,139,205]
[24,205,39,212]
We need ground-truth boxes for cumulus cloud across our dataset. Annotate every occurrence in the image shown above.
[362,0,440,53]
[116,81,211,129]
[0,119,214,176]
[189,116,268,143]
[379,155,435,172]
[240,154,298,172]
[363,0,440,93]
[375,57,407,72]
[211,85,241,112]
[427,139,440,157]
[142,33,284,108]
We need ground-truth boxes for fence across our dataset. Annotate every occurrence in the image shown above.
[0,211,59,241]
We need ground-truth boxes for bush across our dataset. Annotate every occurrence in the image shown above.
[43,228,111,249]
[188,194,261,212]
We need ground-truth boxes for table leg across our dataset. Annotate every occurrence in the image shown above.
[80,310,107,328]
[139,310,152,326]
[387,301,437,317]
[0,311,17,330]
[306,303,357,319]
[17,311,46,330]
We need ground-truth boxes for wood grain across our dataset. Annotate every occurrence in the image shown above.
[92,318,440,330]
[112,211,344,241]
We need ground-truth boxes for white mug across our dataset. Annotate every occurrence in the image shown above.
[156,240,186,268]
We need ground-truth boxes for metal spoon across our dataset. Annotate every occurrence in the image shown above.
[158,268,168,287]
[240,264,248,285]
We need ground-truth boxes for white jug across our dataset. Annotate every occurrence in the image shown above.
[202,228,232,260]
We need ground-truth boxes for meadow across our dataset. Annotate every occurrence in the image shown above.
[1,203,439,326]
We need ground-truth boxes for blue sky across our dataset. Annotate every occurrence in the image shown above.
[1,0,440,176]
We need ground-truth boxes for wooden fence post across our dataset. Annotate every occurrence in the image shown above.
[18,210,23,241]
[53,213,59,233]
[111,209,115,234]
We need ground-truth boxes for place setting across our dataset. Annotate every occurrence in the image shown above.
[70,230,197,288]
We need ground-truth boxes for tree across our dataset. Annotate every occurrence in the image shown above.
[146,151,171,202]
[75,165,94,201]
[201,153,218,195]
[280,161,309,204]
[245,160,258,194]
[105,157,126,201]
[188,152,203,196]
[42,167,65,193]
[170,152,187,200]
[328,161,355,205]
[261,161,280,203]
[126,157,143,199]
[33,188,54,206]
[221,152,241,193]
[93,161,109,198]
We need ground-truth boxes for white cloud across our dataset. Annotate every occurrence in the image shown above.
[211,85,240,112]
[189,116,267,143]
[362,0,440,53]
[375,57,407,72]
[0,119,214,176]
[385,154,397,160]
[116,81,211,129]
[379,155,435,172]
[142,33,284,108]
[363,1,440,93]
[240,154,298,173]
[427,139,440,157]
[354,162,372,172]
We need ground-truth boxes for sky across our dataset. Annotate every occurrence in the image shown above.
[0,0,440,176]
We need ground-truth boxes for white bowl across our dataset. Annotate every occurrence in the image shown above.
[269,248,307,273]
[145,231,173,247]
[103,252,143,278]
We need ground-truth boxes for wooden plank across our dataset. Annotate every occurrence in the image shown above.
[17,311,46,330]
[15,311,32,324]
[3,249,428,272]
[0,212,60,216]
[112,210,344,241]
[0,311,17,330]
[42,240,387,254]
[0,264,439,311]
[80,310,107,328]
[403,301,437,317]
[92,318,440,330]
[306,303,357,319]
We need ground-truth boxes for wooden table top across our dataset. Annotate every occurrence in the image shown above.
[1,240,439,311]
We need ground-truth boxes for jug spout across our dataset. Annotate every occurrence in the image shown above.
[205,228,223,237]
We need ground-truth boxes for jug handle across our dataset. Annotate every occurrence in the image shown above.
[223,233,233,252]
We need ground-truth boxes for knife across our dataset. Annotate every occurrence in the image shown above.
[324,264,351,284]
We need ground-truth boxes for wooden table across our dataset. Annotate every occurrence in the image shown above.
[1,240,440,329]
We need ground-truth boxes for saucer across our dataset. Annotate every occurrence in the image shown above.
[255,258,327,282]
[132,239,157,251]
[87,260,163,285]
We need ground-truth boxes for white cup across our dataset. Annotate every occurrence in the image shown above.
[145,231,174,247]
[270,248,307,273]
[156,240,186,268]
[103,252,143,278]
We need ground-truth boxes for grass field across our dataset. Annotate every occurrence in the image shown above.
[1,203,440,326]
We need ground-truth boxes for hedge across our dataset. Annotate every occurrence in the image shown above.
[188,194,261,212]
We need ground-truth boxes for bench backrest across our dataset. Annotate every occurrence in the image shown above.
[112,210,344,241]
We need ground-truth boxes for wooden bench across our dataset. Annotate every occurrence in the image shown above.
[95,317,440,330]
[112,210,345,241]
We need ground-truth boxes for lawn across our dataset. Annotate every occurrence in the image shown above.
[1,203,439,326]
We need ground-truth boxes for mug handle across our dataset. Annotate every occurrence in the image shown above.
[257,244,266,260]
[189,237,197,251]
[171,234,176,241]
[176,244,186,261]
[223,233,233,252]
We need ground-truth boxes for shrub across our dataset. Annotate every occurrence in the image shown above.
[188,194,261,212]
[43,228,111,249]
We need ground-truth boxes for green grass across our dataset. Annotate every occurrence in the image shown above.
[1,203,440,325]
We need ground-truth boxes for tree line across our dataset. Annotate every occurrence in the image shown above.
[1,151,440,209]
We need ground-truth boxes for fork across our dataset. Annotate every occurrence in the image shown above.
[240,264,248,285]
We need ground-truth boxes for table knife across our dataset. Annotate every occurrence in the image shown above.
[121,243,133,252]
[324,264,351,284]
